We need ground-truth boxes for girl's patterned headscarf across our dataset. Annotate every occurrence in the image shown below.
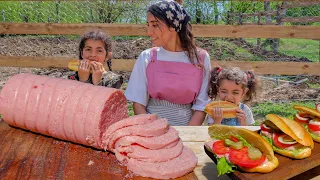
[148,0,191,32]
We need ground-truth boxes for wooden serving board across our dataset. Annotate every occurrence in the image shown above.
[204,141,320,180]
[0,120,197,180]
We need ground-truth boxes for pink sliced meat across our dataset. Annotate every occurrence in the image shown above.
[24,75,56,133]
[115,139,183,163]
[107,118,168,151]
[0,73,128,149]
[114,126,179,150]
[126,147,198,179]
[0,74,33,128]
[47,79,82,139]
[101,114,158,149]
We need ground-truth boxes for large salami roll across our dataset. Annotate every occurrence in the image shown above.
[0,73,128,149]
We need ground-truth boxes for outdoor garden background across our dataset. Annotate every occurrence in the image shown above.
[0,0,319,125]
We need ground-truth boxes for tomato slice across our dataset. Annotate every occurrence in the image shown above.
[308,123,320,132]
[230,136,239,142]
[272,133,296,149]
[212,140,230,155]
[229,147,266,168]
[260,122,272,133]
[294,113,310,124]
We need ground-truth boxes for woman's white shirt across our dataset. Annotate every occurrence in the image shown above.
[125,47,211,111]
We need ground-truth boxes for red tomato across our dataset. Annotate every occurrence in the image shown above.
[229,147,266,168]
[272,133,296,149]
[212,140,230,155]
[294,113,309,124]
[260,123,272,133]
[308,123,320,132]
[230,136,239,142]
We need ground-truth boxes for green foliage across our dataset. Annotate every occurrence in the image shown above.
[308,83,320,89]
[128,102,134,117]
[0,1,146,23]
[251,101,316,125]
[286,4,320,25]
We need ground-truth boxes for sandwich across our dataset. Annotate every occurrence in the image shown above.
[260,114,314,159]
[293,104,320,143]
[68,59,105,73]
[205,124,279,176]
[204,101,238,118]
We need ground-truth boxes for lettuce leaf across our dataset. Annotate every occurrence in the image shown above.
[216,157,235,176]
[305,126,320,139]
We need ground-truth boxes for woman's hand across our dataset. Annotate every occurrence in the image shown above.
[236,108,247,126]
[90,61,105,85]
[211,107,223,124]
[78,59,90,82]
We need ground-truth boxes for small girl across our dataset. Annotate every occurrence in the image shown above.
[207,67,259,126]
[68,30,123,89]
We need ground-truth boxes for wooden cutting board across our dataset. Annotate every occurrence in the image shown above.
[204,139,320,180]
[0,120,197,180]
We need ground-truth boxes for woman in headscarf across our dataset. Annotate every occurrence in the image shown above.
[125,0,211,126]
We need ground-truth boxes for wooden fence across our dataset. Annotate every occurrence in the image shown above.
[0,0,319,75]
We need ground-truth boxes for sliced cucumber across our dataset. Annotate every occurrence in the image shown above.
[248,147,262,160]
[224,139,244,150]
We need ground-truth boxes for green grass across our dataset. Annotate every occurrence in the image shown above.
[246,38,319,62]
[308,83,320,89]
[210,39,262,61]
[128,102,134,116]
[234,46,264,61]
[251,101,316,126]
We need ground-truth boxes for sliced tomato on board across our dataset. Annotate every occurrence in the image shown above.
[308,121,320,132]
[230,136,239,142]
[229,147,266,168]
[273,133,296,149]
[294,113,310,124]
[260,122,272,133]
[212,140,230,155]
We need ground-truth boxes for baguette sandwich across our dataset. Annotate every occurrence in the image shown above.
[204,101,238,118]
[260,114,314,159]
[293,104,320,143]
[205,125,279,176]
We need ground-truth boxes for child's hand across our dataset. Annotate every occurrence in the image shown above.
[78,59,90,82]
[90,61,105,85]
[236,109,247,126]
[211,107,223,124]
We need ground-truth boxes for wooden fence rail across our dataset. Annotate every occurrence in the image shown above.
[1,23,320,39]
[1,55,319,75]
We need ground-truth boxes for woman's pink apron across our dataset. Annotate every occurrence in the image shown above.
[146,47,206,125]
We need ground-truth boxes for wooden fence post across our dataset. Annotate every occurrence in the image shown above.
[257,14,261,50]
